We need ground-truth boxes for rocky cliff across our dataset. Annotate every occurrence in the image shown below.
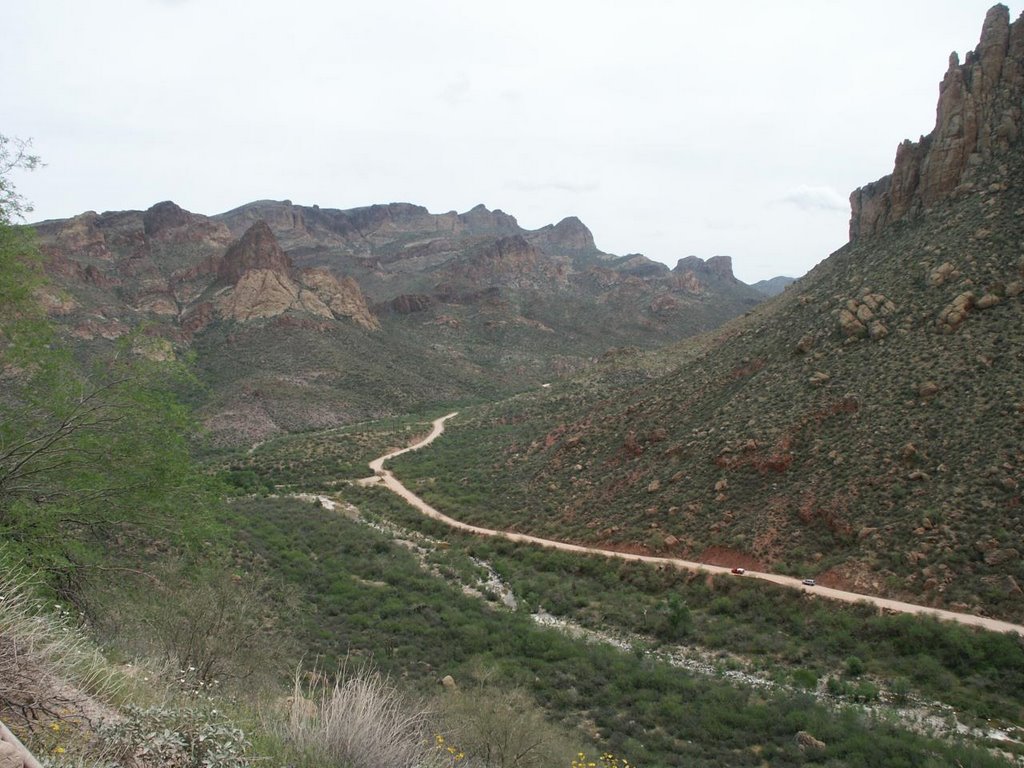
[850,5,1024,239]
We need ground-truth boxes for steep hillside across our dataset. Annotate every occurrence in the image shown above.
[33,200,763,445]
[391,5,1024,622]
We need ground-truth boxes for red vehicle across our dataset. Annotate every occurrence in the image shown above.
[730,567,746,575]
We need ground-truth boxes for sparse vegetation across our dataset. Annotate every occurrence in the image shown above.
[389,156,1024,622]
[6,19,1024,764]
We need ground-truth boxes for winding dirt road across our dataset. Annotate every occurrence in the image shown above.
[362,412,1024,636]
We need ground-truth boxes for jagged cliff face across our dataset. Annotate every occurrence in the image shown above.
[850,4,1024,239]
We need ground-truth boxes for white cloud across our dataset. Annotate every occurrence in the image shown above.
[506,179,600,194]
[774,185,849,212]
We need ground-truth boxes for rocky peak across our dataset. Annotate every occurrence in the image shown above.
[545,216,597,251]
[143,201,192,237]
[217,221,293,284]
[706,255,736,280]
[850,4,1024,239]
[216,200,310,238]
[615,254,670,278]
[144,200,233,246]
[458,204,521,235]
[674,255,737,281]
[342,203,432,235]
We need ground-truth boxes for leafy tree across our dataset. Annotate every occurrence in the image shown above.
[0,135,218,598]
[0,134,41,224]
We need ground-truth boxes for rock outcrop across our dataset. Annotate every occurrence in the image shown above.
[144,200,233,246]
[671,255,740,293]
[217,221,294,285]
[456,203,521,236]
[435,235,568,292]
[214,222,379,329]
[529,216,597,252]
[850,5,1024,239]
[298,268,380,330]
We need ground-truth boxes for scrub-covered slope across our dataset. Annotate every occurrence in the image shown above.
[393,5,1024,621]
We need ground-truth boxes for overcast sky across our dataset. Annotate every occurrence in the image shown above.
[4,1,1019,282]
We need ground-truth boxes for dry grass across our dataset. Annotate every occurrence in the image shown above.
[277,665,435,768]
[0,567,118,733]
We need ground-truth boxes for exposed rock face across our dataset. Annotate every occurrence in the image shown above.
[217,269,326,322]
[387,294,435,314]
[457,203,521,235]
[144,200,233,246]
[55,212,111,260]
[850,5,1024,239]
[299,268,380,330]
[530,216,597,252]
[436,235,567,292]
[214,222,380,329]
[796,731,826,752]
[671,255,739,293]
[143,200,192,233]
[217,221,294,284]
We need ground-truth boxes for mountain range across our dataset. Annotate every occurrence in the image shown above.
[34,196,774,445]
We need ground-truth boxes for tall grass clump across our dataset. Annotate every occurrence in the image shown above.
[278,665,434,768]
[0,565,118,731]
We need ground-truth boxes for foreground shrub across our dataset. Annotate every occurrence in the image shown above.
[438,682,583,768]
[96,704,252,768]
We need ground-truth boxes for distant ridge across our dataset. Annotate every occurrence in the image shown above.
[32,199,766,445]
[750,276,794,297]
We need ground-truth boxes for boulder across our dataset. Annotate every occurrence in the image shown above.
[796,731,826,751]
[928,262,958,286]
[984,547,1020,566]
[838,308,866,338]
[976,293,1002,309]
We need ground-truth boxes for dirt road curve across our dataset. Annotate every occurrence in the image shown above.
[363,412,1024,636]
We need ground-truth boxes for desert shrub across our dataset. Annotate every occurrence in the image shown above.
[438,682,582,768]
[95,557,299,691]
[96,704,252,767]
[844,655,865,677]
[790,668,818,690]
